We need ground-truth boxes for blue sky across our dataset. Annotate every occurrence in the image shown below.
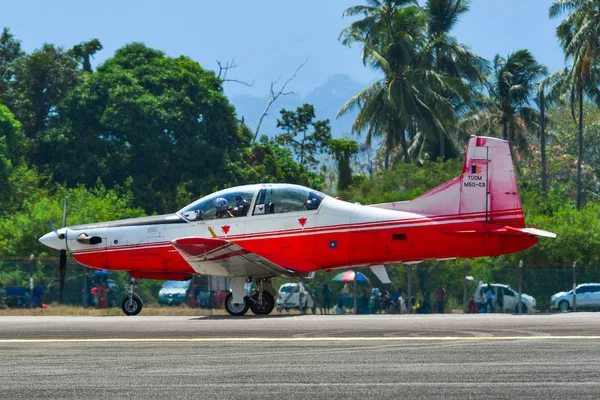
[2,0,562,98]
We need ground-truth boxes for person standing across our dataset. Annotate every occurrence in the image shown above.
[496,286,504,313]
[485,284,494,313]
[435,285,447,314]
[98,280,108,309]
[321,284,332,314]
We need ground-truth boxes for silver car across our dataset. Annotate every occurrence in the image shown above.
[550,283,600,312]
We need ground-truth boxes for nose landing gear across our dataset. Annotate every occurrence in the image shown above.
[121,278,143,316]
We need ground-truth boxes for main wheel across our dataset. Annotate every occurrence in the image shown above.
[121,294,143,316]
[249,291,274,315]
[225,293,250,316]
[558,300,570,312]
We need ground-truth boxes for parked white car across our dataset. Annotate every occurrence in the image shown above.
[276,283,316,313]
[550,283,600,312]
[469,278,536,313]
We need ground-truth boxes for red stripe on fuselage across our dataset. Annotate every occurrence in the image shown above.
[72,215,536,275]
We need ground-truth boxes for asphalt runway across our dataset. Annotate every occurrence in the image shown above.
[1,313,600,399]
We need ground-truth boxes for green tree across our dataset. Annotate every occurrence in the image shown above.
[0,27,24,105]
[329,138,359,191]
[274,104,332,170]
[423,0,488,160]
[69,39,103,73]
[239,135,324,189]
[549,0,600,209]
[0,104,26,210]
[462,50,547,154]
[10,44,81,144]
[40,43,251,213]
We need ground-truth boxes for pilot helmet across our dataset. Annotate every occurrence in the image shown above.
[214,197,229,212]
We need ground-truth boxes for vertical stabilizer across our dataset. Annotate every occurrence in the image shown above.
[370,136,525,227]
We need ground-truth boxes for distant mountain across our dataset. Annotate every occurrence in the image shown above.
[230,74,367,139]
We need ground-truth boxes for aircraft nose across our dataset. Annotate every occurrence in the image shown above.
[39,229,67,251]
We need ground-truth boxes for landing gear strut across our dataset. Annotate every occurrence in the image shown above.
[248,279,275,315]
[121,278,143,316]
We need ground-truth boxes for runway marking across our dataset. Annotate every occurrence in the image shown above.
[1,335,600,343]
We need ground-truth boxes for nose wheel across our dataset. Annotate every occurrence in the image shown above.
[122,294,143,316]
[121,278,143,316]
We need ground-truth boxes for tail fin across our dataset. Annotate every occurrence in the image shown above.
[371,136,525,227]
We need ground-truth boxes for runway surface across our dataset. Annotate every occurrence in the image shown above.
[1,313,600,399]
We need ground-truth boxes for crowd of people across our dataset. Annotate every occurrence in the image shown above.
[315,283,449,315]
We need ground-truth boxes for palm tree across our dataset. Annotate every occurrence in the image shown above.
[462,50,547,156]
[339,0,418,64]
[549,0,600,209]
[423,0,489,160]
[70,39,103,73]
[339,1,467,169]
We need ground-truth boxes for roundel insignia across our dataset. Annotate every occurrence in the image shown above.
[329,240,337,249]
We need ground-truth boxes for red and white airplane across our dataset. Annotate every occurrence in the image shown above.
[40,136,555,316]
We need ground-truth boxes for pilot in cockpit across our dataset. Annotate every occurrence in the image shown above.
[304,192,321,210]
[232,195,250,217]
[214,197,233,218]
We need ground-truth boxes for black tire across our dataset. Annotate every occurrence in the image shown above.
[515,302,528,313]
[121,294,143,316]
[250,291,275,315]
[225,292,249,316]
[558,300,570,312]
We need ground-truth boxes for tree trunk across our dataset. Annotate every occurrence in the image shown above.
[502,118,508,141]
[540,90,547,195]
[576,87,583,210]
[398,127,409,163]
[384,136,390,170]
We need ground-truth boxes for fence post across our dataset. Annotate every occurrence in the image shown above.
[572,262,577,313]
[518,260,523,314]
[407,265,412,314]
[463,260,468,313]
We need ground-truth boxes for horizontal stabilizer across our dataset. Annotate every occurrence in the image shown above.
[493,226,557,238]
[448,226,556,238]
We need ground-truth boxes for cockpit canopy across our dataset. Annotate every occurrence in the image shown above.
[177,184,326,222]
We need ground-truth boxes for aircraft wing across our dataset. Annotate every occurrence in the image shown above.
[171,236,300,279]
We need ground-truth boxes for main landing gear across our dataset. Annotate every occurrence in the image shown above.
[121,277,143,316]
[225,277,275,317]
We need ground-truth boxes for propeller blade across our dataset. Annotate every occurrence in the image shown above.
[62,194,67,228]
[49,222,59,237]
[59,249,66,303]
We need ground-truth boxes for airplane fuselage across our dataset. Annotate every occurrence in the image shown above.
[59,196,536,278]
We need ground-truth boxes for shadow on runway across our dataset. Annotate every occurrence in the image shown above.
[188,313,306,320]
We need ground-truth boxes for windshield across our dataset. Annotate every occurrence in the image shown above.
[178,186,257,221]
[253,185,325,215]
[162,280,190,289]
